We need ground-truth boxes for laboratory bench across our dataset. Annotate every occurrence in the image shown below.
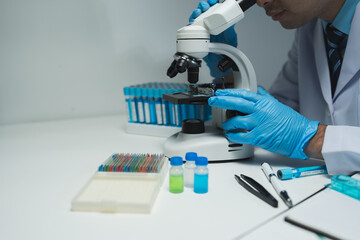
[0,114,332,240]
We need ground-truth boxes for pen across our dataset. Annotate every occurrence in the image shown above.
[234,174,278,208]
[261,162,293,208]
[277,165,327,180]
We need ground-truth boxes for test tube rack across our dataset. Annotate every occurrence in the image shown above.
[71,153,168,213]
[124,82,212,137]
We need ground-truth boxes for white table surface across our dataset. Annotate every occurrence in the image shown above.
[0,115,331,240]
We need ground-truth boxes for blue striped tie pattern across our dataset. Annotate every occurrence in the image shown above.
[324,24,346,96]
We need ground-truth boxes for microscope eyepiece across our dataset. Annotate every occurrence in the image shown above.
[239,0,256,12]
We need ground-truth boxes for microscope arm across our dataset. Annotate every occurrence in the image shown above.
[208,42,257,129]
[208,42,257,92]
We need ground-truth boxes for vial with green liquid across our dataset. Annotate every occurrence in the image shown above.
[169,156,184,193]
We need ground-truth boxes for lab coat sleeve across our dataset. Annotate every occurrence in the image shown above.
[322,125,360,175]
[269,30,300,112]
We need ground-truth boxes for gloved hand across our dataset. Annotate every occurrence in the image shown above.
[189,0,238,79]
[208,87,320,159]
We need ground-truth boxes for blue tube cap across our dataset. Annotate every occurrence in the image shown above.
[195,156,208,166]
[170,156,183,166]
[277,168,293,180]
[185,152,197,161]
[135,87,142,97]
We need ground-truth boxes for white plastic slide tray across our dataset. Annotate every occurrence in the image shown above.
[71,163,168,214]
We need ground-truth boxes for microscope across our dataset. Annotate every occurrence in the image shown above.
[163,0,257,162]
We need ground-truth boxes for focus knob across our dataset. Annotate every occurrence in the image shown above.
[181,119,205,134]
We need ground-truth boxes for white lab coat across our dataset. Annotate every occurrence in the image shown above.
[269,3,360,175]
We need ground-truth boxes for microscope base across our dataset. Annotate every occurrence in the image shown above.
[163,126,254,162]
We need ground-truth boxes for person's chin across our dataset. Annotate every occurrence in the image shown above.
[278,15,309,29]
[279,20,303,30]
[279,21,294,29]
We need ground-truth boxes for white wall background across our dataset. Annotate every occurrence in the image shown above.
[0,0,295,125]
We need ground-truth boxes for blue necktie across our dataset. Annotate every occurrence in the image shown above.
[324,24,346,96]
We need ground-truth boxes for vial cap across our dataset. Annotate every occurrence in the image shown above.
[195,156,208,166]
[185,152,197,161]
[170,156,183,166]
[277,168,293,180]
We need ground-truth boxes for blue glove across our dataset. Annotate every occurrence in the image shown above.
[208,87,320,159]
[189,0,238,79]
[189,0,218,23]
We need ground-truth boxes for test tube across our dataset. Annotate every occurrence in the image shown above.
[142,87,151,124]
[123,87,132,122]
[129,86,138,123]
[135,86,145,123]
[168,89,177,126]
[161,88,170,125]
[148,84,157,124]
[154,88,163,125]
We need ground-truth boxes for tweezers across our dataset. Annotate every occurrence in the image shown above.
[235,174,278,208]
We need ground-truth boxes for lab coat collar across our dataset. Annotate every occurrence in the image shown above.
[313,20,333,112]
[334,3,360,99]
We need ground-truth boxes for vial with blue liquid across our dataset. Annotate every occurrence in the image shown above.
[194,156,209,194]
